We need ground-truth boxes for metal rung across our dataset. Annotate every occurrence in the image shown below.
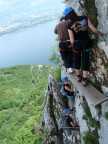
[62,127,80,130]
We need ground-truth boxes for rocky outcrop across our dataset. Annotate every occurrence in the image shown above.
[95,0,108,95]
[63,1,108,144]
[43,76,64,144]
[42,75,81,144]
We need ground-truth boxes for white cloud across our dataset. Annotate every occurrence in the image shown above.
[0,0,19,7]
[31,0,46,7]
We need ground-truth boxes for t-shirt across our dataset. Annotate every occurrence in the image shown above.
[64,88,74,96]
[54,20,71,41]
[68,16,89,41]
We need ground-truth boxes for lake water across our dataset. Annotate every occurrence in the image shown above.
[0,0,64,68]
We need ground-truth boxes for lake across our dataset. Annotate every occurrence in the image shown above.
[0,21,58,67]
[0,0,64,68]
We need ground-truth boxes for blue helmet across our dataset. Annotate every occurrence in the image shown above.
[63,108,71,115]
[61,76,69,82]
[63,7,75,17]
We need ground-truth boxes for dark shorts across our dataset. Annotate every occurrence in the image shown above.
[59,41,71,50]
[59,41,73,68]
[72,40,91,70]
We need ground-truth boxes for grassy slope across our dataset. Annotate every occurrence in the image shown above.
[0,65,52,144]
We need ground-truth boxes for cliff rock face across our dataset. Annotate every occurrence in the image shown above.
[82,0,108,91]
[64,1,108,144]
[95,1,108,144]
[95,0,108,92]
[96,0,108,39]
[64,0,84,15]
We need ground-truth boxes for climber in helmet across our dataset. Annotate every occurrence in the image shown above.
[60,76,75,109]
[63,107,79,128]
[63,6,104,86]
[54,9,75,73]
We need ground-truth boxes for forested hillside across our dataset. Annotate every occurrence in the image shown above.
[0,65,53,144]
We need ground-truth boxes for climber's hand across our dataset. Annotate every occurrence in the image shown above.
[97,31,104,37]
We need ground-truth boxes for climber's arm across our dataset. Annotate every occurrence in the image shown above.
[64,85,73,92]
[88,17,103,36]
[68,29,75,47]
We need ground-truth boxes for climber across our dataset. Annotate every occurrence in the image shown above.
[60,76,75,108]
[63,108,79,128]
[54,15,74,72]
[63,7,104,86]
[63,106,75,115]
